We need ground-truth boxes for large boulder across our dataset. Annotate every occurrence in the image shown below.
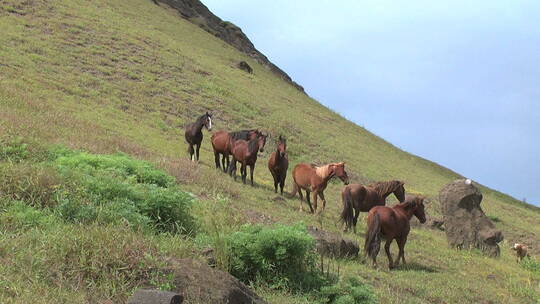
[307,226,359,258]
[166,258,267,304]
[128,289,183,304]
[439,179,503,257]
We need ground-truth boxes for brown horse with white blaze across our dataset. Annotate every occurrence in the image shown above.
[184,112,212,161]
[211,129,260,172]
[268,135,288,195]
[229,134,267,185]
[291,162,349,214]
[340,180,406,233]
[364,195,426,269]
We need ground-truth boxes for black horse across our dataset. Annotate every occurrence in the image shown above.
[184,112,212,161]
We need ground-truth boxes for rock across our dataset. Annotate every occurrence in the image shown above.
[411,216,444,230]
[166,258,267,304]
[152,0,305,93]
[128,289,183,304]
[237,61,253,73]
[439,179,503,257]
[201,247,216,267]
[307,226,359,258]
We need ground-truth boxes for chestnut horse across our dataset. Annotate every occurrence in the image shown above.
[184,112,212,161]
[229,134,267,185]
[268,136,288,195]
[291,162,349,214]
[364,195,426,269]
[211,129,260,172]
[340,180,406,233]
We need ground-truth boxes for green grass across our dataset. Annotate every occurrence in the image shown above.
[1,0,540,303]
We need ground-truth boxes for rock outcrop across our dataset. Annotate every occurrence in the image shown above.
[307,226,359,258]
[153,0,305,93]
[128,289,184,304]
[166,258,267,304]
[439,179,503,257]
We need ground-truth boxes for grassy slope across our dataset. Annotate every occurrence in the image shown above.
[0,0,539,303]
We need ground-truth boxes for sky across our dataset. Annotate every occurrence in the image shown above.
[203,0,540,206]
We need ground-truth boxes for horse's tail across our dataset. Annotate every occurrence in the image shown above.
[364,212,381,260]
[340,186,354,230]
[187,144,194,155]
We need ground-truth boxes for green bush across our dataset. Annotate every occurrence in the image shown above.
[319,277,377,304]
[0,201,58,230]
[53,151,197,234]
[228,224,325,291]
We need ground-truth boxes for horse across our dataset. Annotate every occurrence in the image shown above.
[184,112,212,161]
[291,162,349,214]
[364,195,426,269]
[268,135,288,195]
[228,134,267,185]
[340,180,406,233]
[211,129,260,172]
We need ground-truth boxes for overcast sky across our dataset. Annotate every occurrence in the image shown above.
[203,0,540,206]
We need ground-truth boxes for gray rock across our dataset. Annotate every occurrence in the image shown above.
[166,258,267,304]
[307,226,359,258]
[439,179,503,257]
[128,289,183,304]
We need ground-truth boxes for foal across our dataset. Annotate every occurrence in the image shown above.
[291,162,349,214]
[364,195,426,269]
[184,112,212,161]
[229,134,267,185]
[268,136,288,195]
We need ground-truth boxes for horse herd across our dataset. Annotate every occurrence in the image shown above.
[185,112,427,269]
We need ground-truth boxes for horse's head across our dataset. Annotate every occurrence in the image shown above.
[331,162,349,185]
[277,135,287,158]
[203,112,212,131]
[411,197,427,223]
[257,134,267,152]
[394,181,406,202]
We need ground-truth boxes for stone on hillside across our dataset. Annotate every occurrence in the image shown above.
[237,61,253,73]
[166,258,267,304]
[127,289,183,304]
[307,226,359,258]
[439,179,503,257]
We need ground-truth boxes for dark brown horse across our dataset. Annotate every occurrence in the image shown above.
[268,135,288,195]
[211,129,260,172]
[291,162,349,214]
[229,134,267,185]
[364,195,426,269]
[184,112,212,161]
[340,180,406,233]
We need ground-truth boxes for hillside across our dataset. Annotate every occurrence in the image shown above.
[1,0,539,303]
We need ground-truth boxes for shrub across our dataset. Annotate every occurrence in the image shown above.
[319,277,377,304]
[53,151,197,234]
[227,224,325,291]
[0,201,58,231]
[0,162,60,207]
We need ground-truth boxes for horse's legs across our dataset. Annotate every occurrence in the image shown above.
[312,190,319,214]
[297,188,304,212]
[188,144,194,161]
[279,176,285,195]
[306,190,314,213]
[214,151,221,169]
[195,143,201,161]
[396,236,407,266]
[353,208,361,234]
[385,239,394,269]
[241,163,247,184]
[249,164,255,186]
[317,191,327,214]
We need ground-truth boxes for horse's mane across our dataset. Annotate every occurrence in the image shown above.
[230,129,258,141]
[193,113,208,128]
[315,163,339,179]
[368,180,403,197]
[247,137,259,153]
